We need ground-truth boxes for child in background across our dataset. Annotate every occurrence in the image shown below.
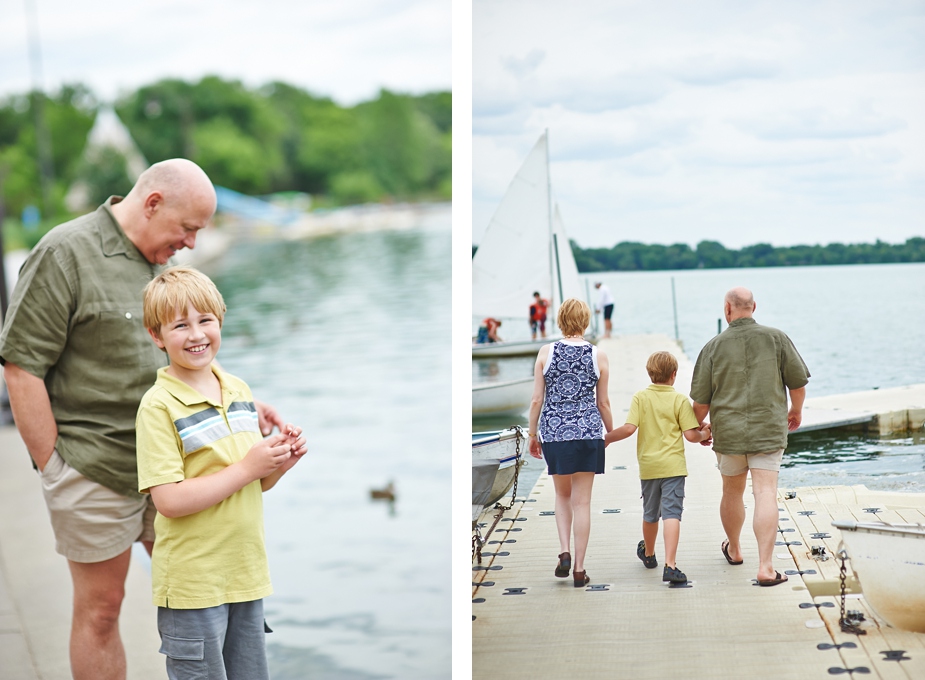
[136,266,307,679]
[605,351,711,584]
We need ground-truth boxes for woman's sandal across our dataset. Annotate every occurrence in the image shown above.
[573,570,590,588]
[555,552,571,578]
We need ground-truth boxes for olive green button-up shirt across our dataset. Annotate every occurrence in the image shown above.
[689,317,810,455]
[0,199,168,497]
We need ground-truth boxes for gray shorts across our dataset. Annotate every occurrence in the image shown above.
[158,600,270,680]
[640,476,685,523]
[39,449,156,563]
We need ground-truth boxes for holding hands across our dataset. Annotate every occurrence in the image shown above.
[698,422,713,447]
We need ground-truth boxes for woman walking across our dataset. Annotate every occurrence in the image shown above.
[527,298,612,586]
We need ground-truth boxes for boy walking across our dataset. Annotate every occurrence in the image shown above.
[605,351,711,584]
[136,266,307,679]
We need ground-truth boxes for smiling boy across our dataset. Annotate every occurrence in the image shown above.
[135,266,307,679]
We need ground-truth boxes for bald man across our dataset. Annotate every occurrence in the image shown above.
[689,287,809,587]
[0,159,284,679]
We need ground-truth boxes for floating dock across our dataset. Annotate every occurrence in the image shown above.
[473,334,925,679]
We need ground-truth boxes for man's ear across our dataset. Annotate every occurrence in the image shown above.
[143,191,164,218]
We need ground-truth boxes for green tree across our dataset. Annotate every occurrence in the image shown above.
[77,146,134,206]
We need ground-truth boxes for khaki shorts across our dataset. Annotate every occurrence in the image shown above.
[39,450,156,563]
[715,449,785,476]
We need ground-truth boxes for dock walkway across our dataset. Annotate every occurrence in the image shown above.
[0,426,162,679]
[473,334,925,679]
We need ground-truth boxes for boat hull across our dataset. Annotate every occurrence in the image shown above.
[472,377,534,418]
[472,429,525,516]
[832,520,925,633]
[472,339,549,358]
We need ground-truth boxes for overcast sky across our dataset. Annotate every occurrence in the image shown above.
[1,0,450,105]
[473,0,925,249]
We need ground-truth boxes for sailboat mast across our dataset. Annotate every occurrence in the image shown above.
[545,129,556,328]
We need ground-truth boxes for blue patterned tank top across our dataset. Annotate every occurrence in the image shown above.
[539,342,604,442]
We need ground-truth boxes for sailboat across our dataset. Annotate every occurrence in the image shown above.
[472,131,586,358]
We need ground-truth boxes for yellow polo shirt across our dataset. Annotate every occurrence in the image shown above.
[136,366,272,609]
[626,384,701,480]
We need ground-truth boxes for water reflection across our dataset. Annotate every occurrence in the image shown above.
[208,215,450,679]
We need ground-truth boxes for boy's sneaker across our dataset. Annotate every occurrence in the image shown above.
[663,565,687,584]
[636,540,658,569]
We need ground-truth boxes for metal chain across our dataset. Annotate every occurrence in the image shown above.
[838,549,866,635]
[472,426,526,564]
[496,426,523,512]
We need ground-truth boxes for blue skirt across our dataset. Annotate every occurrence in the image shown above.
[541,439,605,475]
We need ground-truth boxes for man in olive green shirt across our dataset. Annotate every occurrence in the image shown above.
[0,159,283,680]
[690,287,809,587]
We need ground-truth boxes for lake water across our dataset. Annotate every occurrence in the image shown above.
[474,263,925,494]
[209,207,450,679]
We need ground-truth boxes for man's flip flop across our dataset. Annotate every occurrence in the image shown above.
[756,571,788,587]
[722,540,743,565]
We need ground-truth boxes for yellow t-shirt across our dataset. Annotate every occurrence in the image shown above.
[626,384,701,480]
[136,366,272,609]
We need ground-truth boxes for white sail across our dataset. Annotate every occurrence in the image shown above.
[473,133,553,322]
[551,203,584,312]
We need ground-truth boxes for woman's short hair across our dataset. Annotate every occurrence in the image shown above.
[646,351,678,384]
[556,298,591,336]
[143,265,226,334]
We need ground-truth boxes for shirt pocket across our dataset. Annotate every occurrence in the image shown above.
[96,307,150,367]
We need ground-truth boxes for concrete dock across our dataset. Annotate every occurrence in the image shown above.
[0,426,162,679]
[473,334,925,679]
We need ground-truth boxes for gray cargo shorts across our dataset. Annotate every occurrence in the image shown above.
[158,599,270,680]
[640,475,686,523]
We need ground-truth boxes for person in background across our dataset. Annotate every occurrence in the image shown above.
[690,287,809,587]
[137,266,306,679]
[475,317,503,344]
[0,159,285,680]
[529,291,549,340]
[605,351,712,584]
[527,298,612,587]
[594,281,615,338]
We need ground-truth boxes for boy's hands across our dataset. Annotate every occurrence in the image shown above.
[244,434,292,479]
[277,423,308,473]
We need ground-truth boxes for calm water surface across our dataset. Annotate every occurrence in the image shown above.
[475,263,925,494]
[211,209,450,679]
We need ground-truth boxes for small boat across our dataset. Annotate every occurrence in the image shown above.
[472,131,592,358]
[472,377,534,418]
[831,519,925,633]
[472,428,525,522]
[472,337,551,359]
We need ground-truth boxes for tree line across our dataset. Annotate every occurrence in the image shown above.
[0,77,451,227]
[571,238,925,272]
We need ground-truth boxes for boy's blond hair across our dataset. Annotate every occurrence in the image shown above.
[557,298,591,336]
[143,266,226,336]
[646,351,678,384]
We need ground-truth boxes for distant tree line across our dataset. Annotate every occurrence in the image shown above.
[570,238,925,272]
[0,77,451,227]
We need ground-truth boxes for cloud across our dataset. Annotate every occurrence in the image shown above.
[0,0,450,104]
[473,1,925,249]
[671,53,779,86]
[742,106,907,141]
[501,49,546,79]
